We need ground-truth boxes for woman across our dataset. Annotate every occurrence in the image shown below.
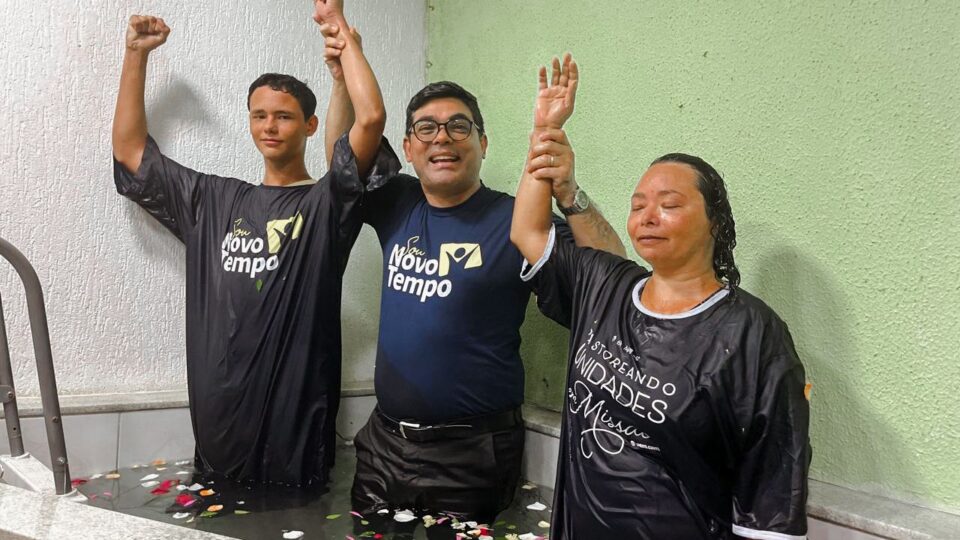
[512,55,810,540]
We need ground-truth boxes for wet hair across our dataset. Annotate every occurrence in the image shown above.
[247,73,317,118]
[650,153,740,288]
[405,81,485,135]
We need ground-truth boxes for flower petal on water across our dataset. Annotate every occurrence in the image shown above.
[172,512,190,520]
[393,509,416,523]
[282,531,305,539]
[199,489,215,496]
[525,502,547,511]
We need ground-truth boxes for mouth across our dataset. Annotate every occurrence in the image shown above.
[428,153,460,166]
[261,139,283,147]
[636,235,667,245]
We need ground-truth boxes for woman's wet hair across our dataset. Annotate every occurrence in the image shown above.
[650,153,740,288]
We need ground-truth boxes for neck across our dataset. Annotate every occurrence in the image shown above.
[422,180,482,208]
[642,264,723,314]
[262,155,311,186]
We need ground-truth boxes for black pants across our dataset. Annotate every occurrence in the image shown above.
[351,408,525,523]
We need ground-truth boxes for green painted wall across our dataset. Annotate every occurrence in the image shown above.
[427,1,960,512]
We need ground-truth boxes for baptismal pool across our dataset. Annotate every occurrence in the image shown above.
[75,442,555,540]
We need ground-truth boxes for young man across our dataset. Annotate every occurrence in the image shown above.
[323,34,624,520]
[111,2,398,486]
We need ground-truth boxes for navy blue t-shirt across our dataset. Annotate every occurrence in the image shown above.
[362,175,567,422]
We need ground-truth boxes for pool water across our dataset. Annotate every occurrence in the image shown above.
[75,442,554,539]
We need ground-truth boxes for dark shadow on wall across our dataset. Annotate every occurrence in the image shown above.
[744,222,922,500]
[148,79,222,144]
[520,299,570,412]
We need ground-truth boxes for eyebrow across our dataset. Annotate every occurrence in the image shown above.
[632,189,685,200]
[413,113,472,123]
[249,109,296,115]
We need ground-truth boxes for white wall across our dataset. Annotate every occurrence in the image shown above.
[0,0,425,396]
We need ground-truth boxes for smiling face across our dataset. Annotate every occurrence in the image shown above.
[402,97,488,201]
[627,162,715,275]
[248,86,317,163]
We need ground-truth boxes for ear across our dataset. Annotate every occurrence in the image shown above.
[480,133,488,159]
[402,136,413,163]
[305,115,319,136]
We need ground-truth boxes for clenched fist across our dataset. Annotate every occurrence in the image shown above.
[126,15,170,53]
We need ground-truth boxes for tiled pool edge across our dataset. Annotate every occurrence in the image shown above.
[0,481,234,540]
[3,388,959,540]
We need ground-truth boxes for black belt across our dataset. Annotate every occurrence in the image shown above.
[375,406,522,442]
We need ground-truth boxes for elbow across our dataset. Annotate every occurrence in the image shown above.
[509,228,521,249]
[355,106,386,136]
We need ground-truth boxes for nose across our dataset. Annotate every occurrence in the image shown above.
[264,116,278,134]
[639,205,659,227]
[432,124,452,144]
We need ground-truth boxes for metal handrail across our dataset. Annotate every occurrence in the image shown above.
[0,236,71,494]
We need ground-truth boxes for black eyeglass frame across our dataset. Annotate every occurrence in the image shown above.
[408,117,481,143]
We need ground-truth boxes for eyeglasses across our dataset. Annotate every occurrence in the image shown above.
[409,118,478,142]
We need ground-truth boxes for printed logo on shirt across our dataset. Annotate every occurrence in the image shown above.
[385,236,483,302]
[567,327,678,459]
[220,214,304,289]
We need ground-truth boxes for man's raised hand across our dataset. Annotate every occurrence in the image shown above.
[125,15,170,53]
[533,53,579,129]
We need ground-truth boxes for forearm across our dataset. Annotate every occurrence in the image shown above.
[511,168,555,265]
[332,17,385,131]
[112,50,150,171]
[565,202,626,256]
[324,78,354,164]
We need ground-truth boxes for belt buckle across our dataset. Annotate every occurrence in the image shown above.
[398,421,420,439]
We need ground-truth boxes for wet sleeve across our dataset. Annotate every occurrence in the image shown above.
[732,337,811,540]
[327,132,401,224]
[520,224,617,328]
[326,133,402,263]
[113,135,209,241]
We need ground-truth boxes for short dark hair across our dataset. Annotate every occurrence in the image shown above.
[247,73,317,118]
[650,153,740,289]
[405,81,485,135]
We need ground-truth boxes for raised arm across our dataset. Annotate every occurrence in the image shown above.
[526,54,626,257]
[319,22,358,165]
[511,138,557,265]
[312,0,385,176]
[112,15,170,173]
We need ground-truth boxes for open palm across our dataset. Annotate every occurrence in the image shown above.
[534,53,579,129]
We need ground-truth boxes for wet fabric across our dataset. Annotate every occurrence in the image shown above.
[526,227,810,540]
[351,409,524,522]
[360,177,570,423]
[114,134,400,485]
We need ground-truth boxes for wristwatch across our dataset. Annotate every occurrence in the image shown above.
[558,187,590,216]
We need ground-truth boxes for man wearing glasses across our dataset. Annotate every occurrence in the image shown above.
[323,32,624,522]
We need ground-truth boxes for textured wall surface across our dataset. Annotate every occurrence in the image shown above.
[0,1,425,394]
[428,1,960,511]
